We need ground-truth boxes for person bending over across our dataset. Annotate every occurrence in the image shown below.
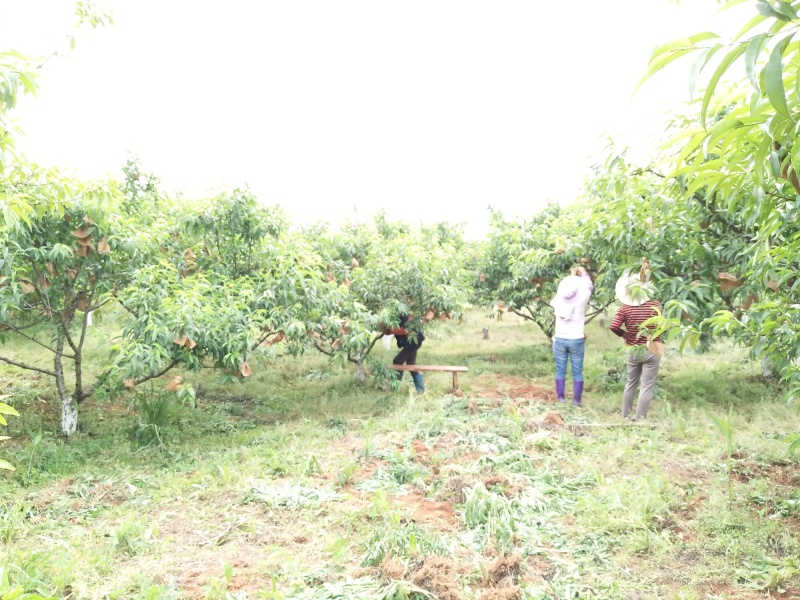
[384,315,425,393]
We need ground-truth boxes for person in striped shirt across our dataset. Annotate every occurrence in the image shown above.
[609,274,664,420]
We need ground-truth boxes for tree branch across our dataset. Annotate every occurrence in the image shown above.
[510,307,534,322]
[4,324,73,358]
[0,354,56,376]
[313,340,333,357]
[632,167,666,179]
[78,359,180,402]
[347,333,384,364]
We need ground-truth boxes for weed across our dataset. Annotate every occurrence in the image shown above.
[362,418,375,461]
[325,416,347,435]
[0,551,74,599]
[131,582,181,600]
[248,481,344,510]
[128,385,177,447]
[110,519,158,557]
[0,503,28,545]
[336,460,357,487]
[303,453,323,476]
[464,483,517,551]
[709,404,735,508]
[736,555,800,591]
[361,522,450,567]
[386,451,427,487]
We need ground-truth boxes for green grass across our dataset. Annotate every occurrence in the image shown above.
[1,311,799,598]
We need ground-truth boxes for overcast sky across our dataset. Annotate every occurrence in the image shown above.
[2,0,744,237]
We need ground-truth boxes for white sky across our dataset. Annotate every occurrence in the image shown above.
[2,0,745,238]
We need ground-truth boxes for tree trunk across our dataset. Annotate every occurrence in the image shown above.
[761,356,776,379]
[54,334,78,436]
[354,360,367,384]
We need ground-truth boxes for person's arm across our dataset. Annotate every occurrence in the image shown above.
[609,307,626,338]
[573,266,594,292]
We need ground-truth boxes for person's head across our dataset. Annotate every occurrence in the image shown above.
[614,273,655,306]
[554,274,591,306]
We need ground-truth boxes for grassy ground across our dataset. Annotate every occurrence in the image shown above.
[1,311,799,599]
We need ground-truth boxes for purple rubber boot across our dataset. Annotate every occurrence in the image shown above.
[573,381,584,406]
[556,379,566,402]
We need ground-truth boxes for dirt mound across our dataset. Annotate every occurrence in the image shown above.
[409,556,460,600]
[379,556,405,580]
[482,475,510,489]
[394,492,458,530]
[508,385,554,402]
[480,588,520,600]
[526,411,564,431]
[525,554,550,580]
[444,475,471,504]
[411,439,432,462]
[478,554,522,599]
[485,554,521,586]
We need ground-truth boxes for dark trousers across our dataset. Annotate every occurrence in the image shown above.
[392,346,419,377]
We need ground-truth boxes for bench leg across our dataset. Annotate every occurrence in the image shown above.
[452,371,459,390]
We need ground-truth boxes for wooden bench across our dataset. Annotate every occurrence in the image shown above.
[387,364,469,390]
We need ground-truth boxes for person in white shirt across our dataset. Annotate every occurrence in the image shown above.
[549,267,594,405]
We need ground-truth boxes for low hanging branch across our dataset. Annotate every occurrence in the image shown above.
[0,355,57,377]
[79,359,180,402]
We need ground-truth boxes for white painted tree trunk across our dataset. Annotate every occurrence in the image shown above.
[61,395,78,436]
[354,360,367,383]
[761,356,775,379]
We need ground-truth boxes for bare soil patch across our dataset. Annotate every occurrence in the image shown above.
[473,374,554,403]
[394,491,458,531]
[732,461,800,487]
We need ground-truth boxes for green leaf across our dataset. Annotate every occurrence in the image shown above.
[648,32,720,64]
[745,33,769,91]
[0,402,19,416]
[0,458,14,470]
[757,0,792,21]
[701,44,748,126]
[771,0,799,20]
[705,118,746,152]
[690,45,724,100]
[638,32,721,96]
[765,35,795,120]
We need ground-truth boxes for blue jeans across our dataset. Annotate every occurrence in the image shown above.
[553,338,585,382]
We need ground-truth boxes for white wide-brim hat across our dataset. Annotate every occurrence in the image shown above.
[615,273,654,306]
[554,275,591,306]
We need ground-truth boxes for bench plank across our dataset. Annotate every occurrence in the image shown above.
[387,364,469,391]
[388,365,468,372]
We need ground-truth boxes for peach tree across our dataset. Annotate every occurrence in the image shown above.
[305,217,469,382]
[474,205,613,340]
[627,0,800,396]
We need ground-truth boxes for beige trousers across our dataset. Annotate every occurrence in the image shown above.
[622,349,661,419]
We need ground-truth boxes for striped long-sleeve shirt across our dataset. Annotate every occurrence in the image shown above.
[609,301,663,346]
